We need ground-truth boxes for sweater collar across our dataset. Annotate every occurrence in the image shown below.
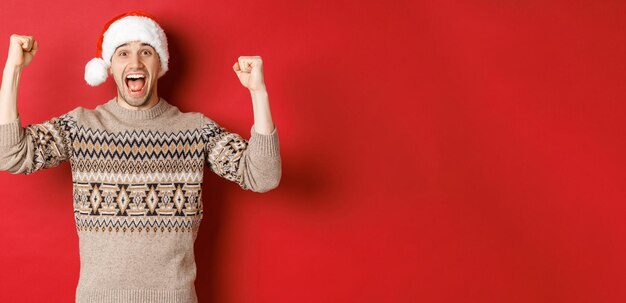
[105,98,170,120]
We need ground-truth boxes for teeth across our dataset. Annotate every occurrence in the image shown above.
[126,74,145,79]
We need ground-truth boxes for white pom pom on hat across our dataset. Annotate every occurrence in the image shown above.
[84,10,169,86]
[84,58,109,86]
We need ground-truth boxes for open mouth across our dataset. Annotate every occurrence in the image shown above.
[125,73,146,96]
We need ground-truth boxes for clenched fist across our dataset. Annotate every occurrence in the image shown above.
[233,56,266,92]
[5,34,38,69]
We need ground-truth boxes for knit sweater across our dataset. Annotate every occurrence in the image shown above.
[0,98,281,303]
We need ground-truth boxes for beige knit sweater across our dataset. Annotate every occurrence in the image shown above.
[0,98,281,303]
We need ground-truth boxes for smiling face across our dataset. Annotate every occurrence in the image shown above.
[109,41,161,110]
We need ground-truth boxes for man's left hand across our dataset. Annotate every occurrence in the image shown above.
[233,56,266,92]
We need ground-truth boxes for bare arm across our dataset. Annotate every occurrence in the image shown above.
[250,89,274,134]
[233,56,275,135]
[0,35,75,175]
[201,56,280,192]
[0,35,38,124]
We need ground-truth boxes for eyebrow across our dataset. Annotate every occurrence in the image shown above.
[114,43,153,52]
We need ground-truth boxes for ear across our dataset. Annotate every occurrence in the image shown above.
[156,52,163,74]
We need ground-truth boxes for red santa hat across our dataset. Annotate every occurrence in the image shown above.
[84,10,169,86]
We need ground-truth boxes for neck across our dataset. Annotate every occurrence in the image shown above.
[116,90,160,111]
[106,97,169,121]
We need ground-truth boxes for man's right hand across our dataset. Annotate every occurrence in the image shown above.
[5,34,38,70]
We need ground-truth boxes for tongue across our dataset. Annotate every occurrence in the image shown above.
[128,79,145,92]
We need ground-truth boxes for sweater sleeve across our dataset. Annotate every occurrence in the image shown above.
[0,111,77,175]
[200,115,282,193]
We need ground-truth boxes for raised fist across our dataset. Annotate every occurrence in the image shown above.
[6,34,39,69]
[233,56,266,92]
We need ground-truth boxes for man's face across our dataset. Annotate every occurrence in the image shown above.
[110,41,161,109]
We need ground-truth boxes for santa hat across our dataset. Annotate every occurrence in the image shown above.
[84,10,169,86]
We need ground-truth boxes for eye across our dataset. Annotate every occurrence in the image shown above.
[117,51,128,57]
[141,49,152,56]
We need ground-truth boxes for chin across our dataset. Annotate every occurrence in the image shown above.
[116,86,155,109]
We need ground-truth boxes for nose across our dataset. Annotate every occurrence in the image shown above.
[128,53,144,68]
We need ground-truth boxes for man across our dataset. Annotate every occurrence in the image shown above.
[0,11,281,303]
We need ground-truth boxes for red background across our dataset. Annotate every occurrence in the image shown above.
[1,0,625,302]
